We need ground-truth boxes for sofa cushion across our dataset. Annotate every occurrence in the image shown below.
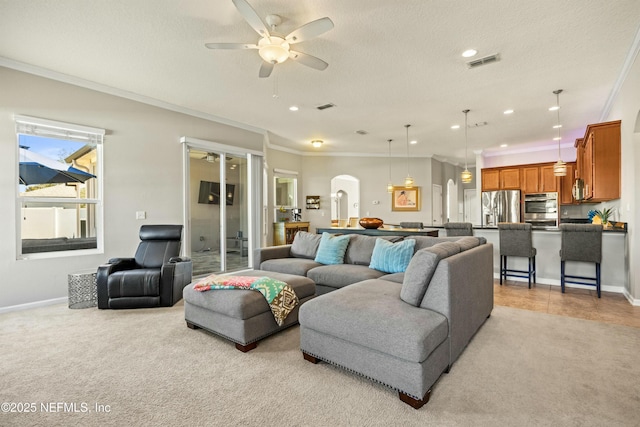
[455,236,481,251]
[307,264,386,289]
[400,242,461,306]
[260,258,322,276]
[344,234,402,265]
[380,272,404,283]
[369,238,416,273]
[290,231,322,259]
[299,280,449,363]
[314,233,351,265]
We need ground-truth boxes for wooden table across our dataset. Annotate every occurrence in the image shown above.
[316,227,439,237]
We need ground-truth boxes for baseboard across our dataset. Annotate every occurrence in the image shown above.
[623,289,640,306]
[493,273,624,294]
[0,297,68,314]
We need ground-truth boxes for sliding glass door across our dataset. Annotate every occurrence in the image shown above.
[183,138,262,277]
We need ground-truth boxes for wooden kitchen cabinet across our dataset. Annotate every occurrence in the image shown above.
[482,167,521,191]
[560,162,577,205]
[540,165,558,192]
[520,164,558,195]
[521,167,540,194]
[576,120,620,201]
[481,169,500,191]
[500,168,521,189]
[273,221,310,246]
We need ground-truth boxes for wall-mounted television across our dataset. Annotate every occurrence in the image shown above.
[198,181,235,205]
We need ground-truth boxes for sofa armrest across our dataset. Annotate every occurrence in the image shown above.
[420,243,494,366]
[253,245,293,266]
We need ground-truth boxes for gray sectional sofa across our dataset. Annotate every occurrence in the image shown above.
[255,232,482,294]
[254,231,494,409]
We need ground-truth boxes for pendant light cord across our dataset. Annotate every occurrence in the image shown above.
[405,124,411,176]
[556,90,561,157]
[463,110,469,170]
[387,139,392,183]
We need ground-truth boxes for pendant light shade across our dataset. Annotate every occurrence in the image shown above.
[386,139,394,193]
[404,124,414,188]
[461,109,473,184]
[552,89,567,177]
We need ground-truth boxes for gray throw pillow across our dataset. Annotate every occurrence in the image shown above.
[290,231,322,259]
[400,242,462,306]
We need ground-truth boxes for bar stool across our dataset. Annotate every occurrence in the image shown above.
[498,223,536,288]
[559,223,603,298]
[444,222,473,236]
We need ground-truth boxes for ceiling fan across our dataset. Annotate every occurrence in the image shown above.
[205,0,334,78]
[200,153,233,163]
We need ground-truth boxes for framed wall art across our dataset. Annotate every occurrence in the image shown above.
[391,186,421,212]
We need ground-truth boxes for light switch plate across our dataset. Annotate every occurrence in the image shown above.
[136,211,146,220]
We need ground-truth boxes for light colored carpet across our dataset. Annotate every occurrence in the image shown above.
[1,302,639,426]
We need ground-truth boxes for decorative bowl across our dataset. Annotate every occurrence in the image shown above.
[359,217,383,229]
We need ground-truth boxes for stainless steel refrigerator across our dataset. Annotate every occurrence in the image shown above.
[481,190,521,227]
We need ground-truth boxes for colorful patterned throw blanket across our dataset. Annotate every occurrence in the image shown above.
[193,275,299,326]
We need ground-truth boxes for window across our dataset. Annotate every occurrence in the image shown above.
[15,115,104,259]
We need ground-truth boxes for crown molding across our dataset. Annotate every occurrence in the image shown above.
[0,57,266,137]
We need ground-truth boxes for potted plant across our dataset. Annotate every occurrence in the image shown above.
[593,207,613,228]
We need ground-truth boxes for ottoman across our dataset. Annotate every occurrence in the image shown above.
[183,270,316,352]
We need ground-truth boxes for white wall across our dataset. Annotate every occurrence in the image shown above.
[0,67,263,309]
[300,155,433,232]
[605,50,640,301]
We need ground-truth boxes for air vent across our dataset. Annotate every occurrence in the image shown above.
[466,54,500,69]
[316,103,336,111]
[355,130,368,135]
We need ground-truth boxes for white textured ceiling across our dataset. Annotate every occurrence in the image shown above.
[1,0,639,164]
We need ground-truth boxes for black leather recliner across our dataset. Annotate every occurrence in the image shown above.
[97,225,192,309]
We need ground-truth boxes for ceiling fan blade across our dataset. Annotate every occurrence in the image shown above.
[259,61,274,78]
[232,0,270,39]
[285,17,334,44]
[289,50,329,71]
[205,43,258,50]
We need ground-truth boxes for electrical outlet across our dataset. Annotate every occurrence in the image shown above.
[199,236,205,241]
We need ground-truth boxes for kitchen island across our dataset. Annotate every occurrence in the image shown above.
[474,227,629,298]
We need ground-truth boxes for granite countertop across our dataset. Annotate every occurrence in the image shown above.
[472,225,627,233]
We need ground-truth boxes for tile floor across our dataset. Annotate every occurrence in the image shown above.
[494,279,640,328]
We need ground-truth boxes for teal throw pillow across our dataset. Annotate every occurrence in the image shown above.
[314,233,351,265]
[369,238,416,274]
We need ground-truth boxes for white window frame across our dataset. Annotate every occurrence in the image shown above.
[15,115,105,260]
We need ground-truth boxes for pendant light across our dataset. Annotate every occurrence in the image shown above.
[386,139,394,193]
[552,89,567,176]
[460,109,473,183]
[404,124,414,188]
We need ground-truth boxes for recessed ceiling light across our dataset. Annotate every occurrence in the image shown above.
[553,124,562,129]
[549,106,560,111]
[503,109,514,115]
[462,49,478,58]
[451,125,460,130]
[289,106,299,111]
[311,140,323,148]
[500,144,508,148]
[553,137,561,141]
[410,140,417,145]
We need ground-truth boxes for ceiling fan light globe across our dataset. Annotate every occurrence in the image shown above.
[258,36,290,64]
